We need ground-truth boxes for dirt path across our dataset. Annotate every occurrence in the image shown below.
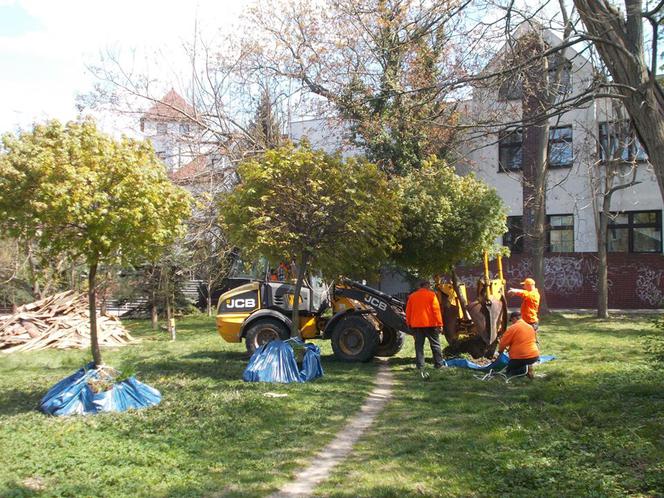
[268,363,394,498]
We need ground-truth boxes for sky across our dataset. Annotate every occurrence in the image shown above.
[0,0,252,134]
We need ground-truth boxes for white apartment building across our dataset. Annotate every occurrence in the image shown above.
[289,27,664,308]
[460,27,663,258]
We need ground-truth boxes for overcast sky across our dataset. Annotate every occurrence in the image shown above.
[0,0,252,134]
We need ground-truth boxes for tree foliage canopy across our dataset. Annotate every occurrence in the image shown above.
[0,119,192,267]
[251,0,461,174]
[220,143,400,279]
[395,157,507,276]
[0,118,192,365]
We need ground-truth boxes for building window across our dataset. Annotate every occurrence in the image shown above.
[179,123,190,134]
[608,210,662,253]
[499,126,572,171]
[548,57,572,97]
[503,216,524,254]
[547,214,574,252]
[599,121,648,163]
[548,126,573,168]
[156,122,168,134]
[498,129,523,172]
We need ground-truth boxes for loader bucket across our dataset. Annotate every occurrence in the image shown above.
[441,295,507,359]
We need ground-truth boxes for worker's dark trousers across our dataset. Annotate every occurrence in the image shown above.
[413,327,444,369]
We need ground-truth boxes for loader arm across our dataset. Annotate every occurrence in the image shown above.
[333,279,410,334]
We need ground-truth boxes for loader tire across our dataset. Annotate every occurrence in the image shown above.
[245,318,289,355]
[376,326,405,357]
[331,315,379,362]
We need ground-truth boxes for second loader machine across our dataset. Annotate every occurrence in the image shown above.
[216,254,508,362]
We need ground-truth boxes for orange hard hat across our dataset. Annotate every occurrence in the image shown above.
[521,278,536,286]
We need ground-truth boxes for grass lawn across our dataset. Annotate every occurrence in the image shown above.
[317,313,664,498]
[1,314,663,497]
[0,316,378,498]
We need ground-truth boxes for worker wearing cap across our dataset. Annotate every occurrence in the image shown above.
[508,277,540,330]
[406,281,445,370]
[497,311,539,379]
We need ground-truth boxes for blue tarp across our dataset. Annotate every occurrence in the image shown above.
[39,363,161,416]
[444,353,556,372]
[243,339,324,383]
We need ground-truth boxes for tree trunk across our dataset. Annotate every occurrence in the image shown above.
[170,292,176,341]
[597,211,610,318]
[520,34,550,315]
[290,253,309,339]
[574,0,664,203]
[25,240,42,300]
[150,291,159,330]
[450,268,470,320]
[207,280,213,317]
[70,261,78,292]
[165,291,176,341]
[88,260,103,367]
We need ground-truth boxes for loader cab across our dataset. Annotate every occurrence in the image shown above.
[216,257,330,349]
[226,256,329,314]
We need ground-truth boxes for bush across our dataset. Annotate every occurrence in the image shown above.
[645,313,664,364]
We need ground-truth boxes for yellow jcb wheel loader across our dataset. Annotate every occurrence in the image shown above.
[215,254,508,362]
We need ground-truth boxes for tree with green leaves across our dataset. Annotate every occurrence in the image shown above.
[220,143,400,338]
[395,157,507,278]
[0,119,192,367]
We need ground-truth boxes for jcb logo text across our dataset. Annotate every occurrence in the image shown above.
[226,298,256,309]
[363,295,387,311]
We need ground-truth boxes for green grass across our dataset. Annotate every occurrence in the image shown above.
[315,313,664,498]
[0,316,378,498]
[2,314,663,497]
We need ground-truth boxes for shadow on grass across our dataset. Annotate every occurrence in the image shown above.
[0,483,41,498]
[0,387,43,416]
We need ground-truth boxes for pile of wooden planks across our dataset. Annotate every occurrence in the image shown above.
[0,291,136,353]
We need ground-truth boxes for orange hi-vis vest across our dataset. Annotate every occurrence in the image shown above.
[499,319,539,359]
[520,289,540,324]
[406,288,443,328]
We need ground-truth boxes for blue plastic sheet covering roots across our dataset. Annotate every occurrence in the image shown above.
[39,363,161,416]
[444,353,556,372]
[243,339,324,383]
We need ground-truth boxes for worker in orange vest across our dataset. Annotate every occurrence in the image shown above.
[406,280,445,370]
[508,277,540,331]
[497,311,540,379]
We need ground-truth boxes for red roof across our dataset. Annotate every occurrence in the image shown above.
[143,89,196,122]
[170,155,208,182]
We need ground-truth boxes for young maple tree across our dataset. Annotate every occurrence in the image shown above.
[0,119,192,367]
[220,143,400,338]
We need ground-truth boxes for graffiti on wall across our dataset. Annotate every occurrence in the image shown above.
[636,266,664,306]
[461,253,662,308]
[506,256,595,296]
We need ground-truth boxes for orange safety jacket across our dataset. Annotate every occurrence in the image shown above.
[406,288,443,328]
[498,319,539,359]
[519,289,540,324]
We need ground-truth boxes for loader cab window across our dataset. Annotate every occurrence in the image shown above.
[229,257,270,280]
[271,262,294,282]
